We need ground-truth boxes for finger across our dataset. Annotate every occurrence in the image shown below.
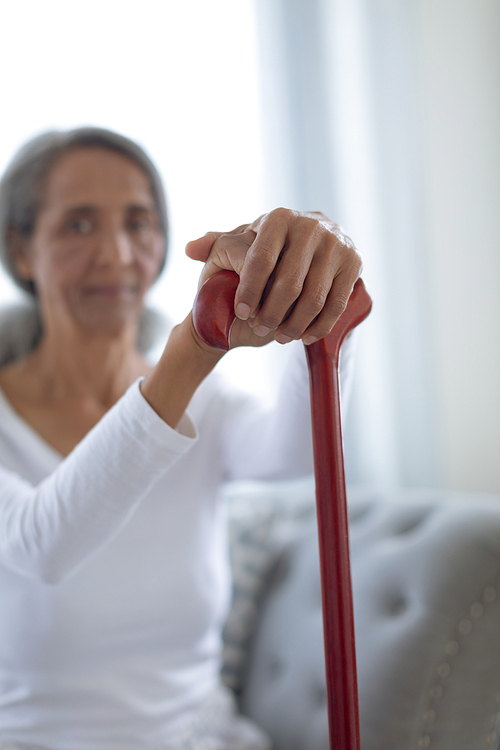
[185,223,256,262]
[185,232,223,262]
[300,266,361,345]
[246,213,267,232]
[272,241,362,344]
[234,208,292,321]
[196,231,256,289]
[270,260,334,343]
[249,215,327,335]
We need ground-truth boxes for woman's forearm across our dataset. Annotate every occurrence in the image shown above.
[140,313,225,429]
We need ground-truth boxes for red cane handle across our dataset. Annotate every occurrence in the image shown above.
[192,271,372,750]
[192,269,371,352]
[193,270,239,350]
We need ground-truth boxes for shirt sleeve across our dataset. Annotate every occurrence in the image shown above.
[219,331,357,481]
[0,381,197,584]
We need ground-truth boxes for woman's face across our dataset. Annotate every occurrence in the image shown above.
[15,147,165,334]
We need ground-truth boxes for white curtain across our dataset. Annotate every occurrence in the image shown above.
[254,0,438,488]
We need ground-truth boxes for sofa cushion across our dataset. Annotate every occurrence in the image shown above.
[221,476,316,692]
[229,482,500,750]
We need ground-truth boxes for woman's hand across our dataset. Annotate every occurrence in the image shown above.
[143,209,361,426]
[185,208,363,348]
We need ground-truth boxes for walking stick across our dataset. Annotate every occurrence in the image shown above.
[193,270,372,750]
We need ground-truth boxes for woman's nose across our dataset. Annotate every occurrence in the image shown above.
[96,229,134,266]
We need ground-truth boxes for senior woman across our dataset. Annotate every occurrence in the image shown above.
[0,128,361,750]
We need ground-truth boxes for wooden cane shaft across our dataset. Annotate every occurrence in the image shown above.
[305,342,360,750]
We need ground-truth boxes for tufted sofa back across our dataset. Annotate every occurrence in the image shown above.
[223,481,500,750]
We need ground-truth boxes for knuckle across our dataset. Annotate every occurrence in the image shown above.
[270,206,293,221]
[276,272,303,299]
[344,253,363,283]
[340,233,356,251]
[309,286,328,310]
[259,311,283,330]
[327,233,363,274]
[354,252,364,274]
[237,281,262,305]
[329,296,349,319]
[210,233,234,255]
[340,238,362,264]
[303,214,323,236]
[299,292,327,320]
[265,206,299,233]
[213,232,232,244]
[328,226,353,250]
[242,229,257,244]
[248,240,276,269]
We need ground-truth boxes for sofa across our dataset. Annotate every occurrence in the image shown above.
[221,477,500,750]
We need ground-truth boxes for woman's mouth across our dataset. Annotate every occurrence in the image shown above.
[82,284,139,298]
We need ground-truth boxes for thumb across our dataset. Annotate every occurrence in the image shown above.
[185,231,223,262]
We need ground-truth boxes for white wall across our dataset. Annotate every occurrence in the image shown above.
[416,0,500,492]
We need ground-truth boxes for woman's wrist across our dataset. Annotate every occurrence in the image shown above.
[140,313,225,429]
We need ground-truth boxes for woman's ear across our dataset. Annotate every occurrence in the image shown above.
[8,229,34,281]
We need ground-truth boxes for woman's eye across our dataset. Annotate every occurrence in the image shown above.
[129,219,151,232]
[67,218,93,234]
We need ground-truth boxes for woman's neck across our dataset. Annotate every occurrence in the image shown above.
[9,321,150,411]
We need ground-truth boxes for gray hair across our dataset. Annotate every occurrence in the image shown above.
[0,127,169,296]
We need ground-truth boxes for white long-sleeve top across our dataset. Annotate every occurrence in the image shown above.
[0,340,353,750]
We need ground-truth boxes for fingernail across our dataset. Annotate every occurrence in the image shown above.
[235,303,251,320]
[253,325,271,337]
[275,334,293,345]
[303,335,318,345]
